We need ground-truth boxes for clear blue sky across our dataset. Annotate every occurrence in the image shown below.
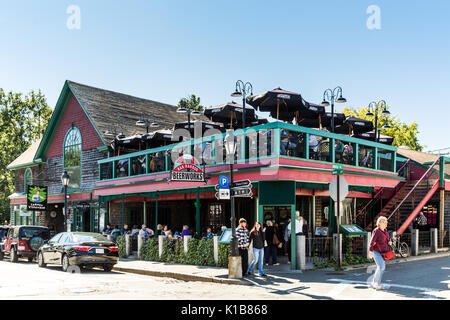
[1,0,449,152]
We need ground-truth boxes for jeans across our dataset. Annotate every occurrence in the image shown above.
[373,250,386,284]
[248,248,264,276]
[264,245,278,264]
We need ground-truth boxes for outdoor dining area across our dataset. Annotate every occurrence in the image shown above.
[99,85,396,180]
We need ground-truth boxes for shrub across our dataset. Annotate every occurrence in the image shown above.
[218,243,230,268]
[116,235,127,258]
[140,238,159,261]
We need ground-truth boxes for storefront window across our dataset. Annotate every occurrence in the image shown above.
[24,168,32,192]
[63,127,82,188]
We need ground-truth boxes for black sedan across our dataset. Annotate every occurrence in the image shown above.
[37,232,119,272]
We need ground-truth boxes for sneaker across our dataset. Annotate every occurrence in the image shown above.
[273,263,280,266]
[265,263,269,266]
[260,274,267,277]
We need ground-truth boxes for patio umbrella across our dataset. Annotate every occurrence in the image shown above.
[142,129,175,148]
[297,112,345,129]
[174,120,224,137]
[353,132,394,145]
[333,117,374,135]
[115,134,143,151]
[246,87,304,120]
[204,102,256,129]
[248,117,269,126]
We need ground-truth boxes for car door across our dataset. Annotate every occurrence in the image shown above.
[54,233,69,264]
[43,233,62,263]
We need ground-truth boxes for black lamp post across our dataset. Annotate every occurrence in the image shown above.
[136,114,159,133]
[366,100,391,142]
[320,86,347,133]
[177,102,201,131]
[231,80,253,129]
[224,129,239,257]
[61,171,70,232]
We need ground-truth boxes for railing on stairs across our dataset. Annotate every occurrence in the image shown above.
[352,159,410,228]
[385,158,441,235]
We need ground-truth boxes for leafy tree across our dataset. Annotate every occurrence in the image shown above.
[0,89,52,223]
[177,94,204,112]
[341,105,424,151]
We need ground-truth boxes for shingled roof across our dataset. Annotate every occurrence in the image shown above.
[67,81,211,145]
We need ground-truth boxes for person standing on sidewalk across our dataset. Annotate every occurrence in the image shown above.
[236,218,250,277]
[247,222,267,277]
[264,220,279,266]
[284,212,303,264]
[369,216,392,290]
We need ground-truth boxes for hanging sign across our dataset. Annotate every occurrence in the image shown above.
[27,185,48,211]
[170,154,205,182]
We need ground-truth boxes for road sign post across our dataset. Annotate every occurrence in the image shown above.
[329,172,347,269]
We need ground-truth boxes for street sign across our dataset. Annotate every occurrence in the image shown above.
[231,187,252,197]
[217,175,231,200]
[332,163,344,175]
[219,188,230,200]
[218,175,230,189]
[329,176,349,202]
[231,179,252,188]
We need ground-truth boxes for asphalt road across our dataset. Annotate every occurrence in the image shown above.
[0,256,449,300]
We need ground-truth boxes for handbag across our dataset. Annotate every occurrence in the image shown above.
[273,234,281,246]
[376,231,395,261]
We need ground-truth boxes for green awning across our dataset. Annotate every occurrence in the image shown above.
[339,224,367,236]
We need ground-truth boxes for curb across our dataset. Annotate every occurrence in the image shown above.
[113,266,251,286]
[342,252,450,271]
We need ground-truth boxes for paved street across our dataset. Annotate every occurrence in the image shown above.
[0,256,449,300]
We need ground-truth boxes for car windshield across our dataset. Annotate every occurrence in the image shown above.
[72,233,110,243]
[19,227,50,240]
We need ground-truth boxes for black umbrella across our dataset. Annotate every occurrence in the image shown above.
[204,102,256,129]
[353,132,394,145]
[333,117,374,135]
[115,134,143,151]
[174,120,224,137]
[297,112,345,129]
[249,117,269,126]
[142,129,175,148]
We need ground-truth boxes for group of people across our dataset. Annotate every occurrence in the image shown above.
[235,213,308,278]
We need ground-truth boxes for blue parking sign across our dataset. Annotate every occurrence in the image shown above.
[218,175,230,189]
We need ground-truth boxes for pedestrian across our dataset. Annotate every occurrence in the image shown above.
[236,218,250,277]
[111,225,122,240]
[415,211,428,231]
[369,216,392,290]
[248,222,266,277]
[264,220,279,266]
[102,224,112,236]
[284,212,303,264]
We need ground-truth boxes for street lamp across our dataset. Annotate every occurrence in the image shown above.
[177,101,201,131]
[136,114,159,133]
[231,80,253,129]
[224,129,239,259]
[320,86,347,133]
[366,100,391,142]
[61,171,70,232]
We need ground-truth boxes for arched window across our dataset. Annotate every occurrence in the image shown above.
[63,127,82,188]
[24,168,32,192]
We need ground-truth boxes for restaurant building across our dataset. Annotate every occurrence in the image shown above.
[7,81,450,265]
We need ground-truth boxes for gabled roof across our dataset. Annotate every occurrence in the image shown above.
[34,80,211,161]
[7,139,42,170]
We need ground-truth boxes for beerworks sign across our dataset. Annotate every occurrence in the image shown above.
[27,185,48,211]
[170,154,205,182]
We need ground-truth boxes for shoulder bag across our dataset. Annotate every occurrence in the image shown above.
[376,231,395,261]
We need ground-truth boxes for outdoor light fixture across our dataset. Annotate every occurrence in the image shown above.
[177,101,201,129]
[61,171,70,232]
[136,114,160,133]
[230,80,253,129]
[177,107,187,113]
[224,129,239,259]
[321,86,347,133]
[366,100,391,142]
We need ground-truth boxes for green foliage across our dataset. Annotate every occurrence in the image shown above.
[218,243,230,268]
[341,105,424,151]
[0,89,52,222]
[177,94,204,112]
[140,238,160,261]
[116,235,127,258]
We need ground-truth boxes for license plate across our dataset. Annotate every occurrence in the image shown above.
[95,249,104,254]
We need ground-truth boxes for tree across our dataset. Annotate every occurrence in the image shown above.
[341,105,424,151]
[0,89,52,223]
[177,94,204,112]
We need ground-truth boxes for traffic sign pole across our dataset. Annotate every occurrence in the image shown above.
[337,174,341,269]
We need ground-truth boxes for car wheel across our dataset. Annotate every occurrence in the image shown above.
[62,254,70,272]
[103,264,114,272]
[10,249,18,263]
[38,251,46,268]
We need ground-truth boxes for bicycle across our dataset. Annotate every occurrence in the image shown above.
[391,234,409,258]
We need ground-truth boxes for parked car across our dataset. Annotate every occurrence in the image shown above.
[0,226,50,262]
[37,232,119,272]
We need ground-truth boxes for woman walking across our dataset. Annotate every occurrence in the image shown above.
[248,222,267,277]
[369,216,392,290]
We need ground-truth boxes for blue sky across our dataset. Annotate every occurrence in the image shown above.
[0,0,449,152]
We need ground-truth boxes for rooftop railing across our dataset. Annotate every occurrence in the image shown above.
[97,121,398,182]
